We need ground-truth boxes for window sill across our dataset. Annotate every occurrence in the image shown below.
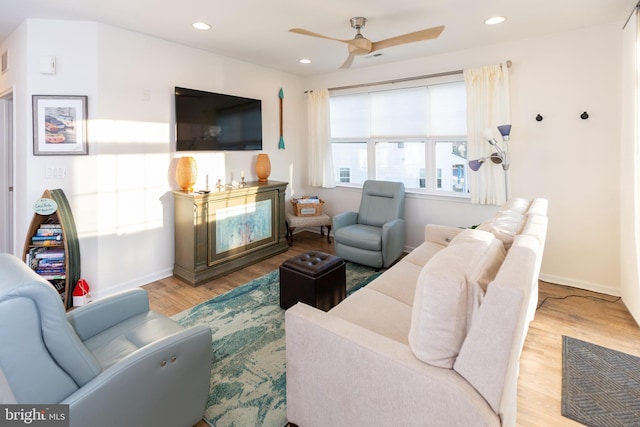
[331,184,472,204]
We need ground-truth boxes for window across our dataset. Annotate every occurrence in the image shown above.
[339,167,351,183]
[375,141,425,189]
[330,79,467,195]
[332,142,367,185]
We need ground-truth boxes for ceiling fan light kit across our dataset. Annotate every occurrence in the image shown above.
[289,16,444,69]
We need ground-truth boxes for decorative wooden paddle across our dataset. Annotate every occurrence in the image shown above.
[278,88,285,149]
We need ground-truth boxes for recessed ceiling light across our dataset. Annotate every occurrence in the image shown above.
[299,58,311,64]
[192,22,211,30]
[485,16,506,25]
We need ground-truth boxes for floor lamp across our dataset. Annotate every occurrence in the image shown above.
[468,124,512,199]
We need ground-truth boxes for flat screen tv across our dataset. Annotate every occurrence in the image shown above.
[175,87,262,151]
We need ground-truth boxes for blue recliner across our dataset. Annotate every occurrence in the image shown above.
[333,180,406,269]
[0,253,212,427]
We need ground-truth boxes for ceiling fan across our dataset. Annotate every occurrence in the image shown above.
[290,17,445,69]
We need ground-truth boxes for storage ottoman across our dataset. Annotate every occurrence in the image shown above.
[279,251,346,311]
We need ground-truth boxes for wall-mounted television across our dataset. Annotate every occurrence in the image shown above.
[175,87,262,151]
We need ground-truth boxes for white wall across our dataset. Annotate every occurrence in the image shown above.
[1,20,306,298]
[1,19,625,298]
[303,23,623,296]
[88,24,306,295]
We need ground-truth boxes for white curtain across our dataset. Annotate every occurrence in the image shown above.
[464,63,511,205]
[620,7,640,324]
[307,89,335,188]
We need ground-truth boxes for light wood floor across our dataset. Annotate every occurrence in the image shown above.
[143,231,640,427]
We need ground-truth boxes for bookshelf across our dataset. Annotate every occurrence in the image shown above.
[23,189,81,309]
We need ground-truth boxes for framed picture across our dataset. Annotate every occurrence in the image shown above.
[33,95,88,155]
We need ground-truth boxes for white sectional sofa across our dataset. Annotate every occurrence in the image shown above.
[285,198,548,427]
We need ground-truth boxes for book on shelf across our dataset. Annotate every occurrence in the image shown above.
[50,279,65,292]
[39,223,62,229]
[49,279,66,300]
[35,227,63,236]
[36,260,65,268]
[36,267,65,274]
[30,259,64,269]
[26,247,65,268]
[40,274,67,280]
[31,240,64,247]
[32,235,63,242]
[34,248,65,258]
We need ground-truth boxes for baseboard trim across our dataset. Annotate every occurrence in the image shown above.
[539,273,620,297]
[92,267,174,300]
[221,230,623,298]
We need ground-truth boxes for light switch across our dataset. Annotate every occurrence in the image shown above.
[46,166,66,179]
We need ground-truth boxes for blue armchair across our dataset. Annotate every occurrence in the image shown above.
[333,180,406,269]
[0,253,212,427]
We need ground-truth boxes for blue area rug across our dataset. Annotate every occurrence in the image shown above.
[172,262,381,427]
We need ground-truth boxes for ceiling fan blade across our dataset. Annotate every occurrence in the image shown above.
[339,53,355,69]
[289,28,352,44]
[371,25,445,52]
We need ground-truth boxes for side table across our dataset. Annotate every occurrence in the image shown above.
[285,212,332,246]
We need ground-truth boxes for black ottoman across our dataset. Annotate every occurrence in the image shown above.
[279,251,346,311]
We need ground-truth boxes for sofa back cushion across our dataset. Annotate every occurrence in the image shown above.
[526,198,548,216]
[454,236,539,423]
[408,229,505,368]
[0,254,101,391]
[501,198,531,214]
[477,210,526,250]
[0,297,79,403]
[0,368,16,404]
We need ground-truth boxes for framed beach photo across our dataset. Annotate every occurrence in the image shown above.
[33,95,88,155]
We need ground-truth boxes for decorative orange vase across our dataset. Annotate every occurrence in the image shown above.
[255,153,271,182]
[176,156,197,192]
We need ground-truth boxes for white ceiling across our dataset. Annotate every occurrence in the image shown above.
[1,0,637,76]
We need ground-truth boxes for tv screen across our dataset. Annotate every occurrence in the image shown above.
[175,87,262,151]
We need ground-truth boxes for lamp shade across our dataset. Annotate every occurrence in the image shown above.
[497,124,512,141]
[468,159,484,171]
[490,152,504,164]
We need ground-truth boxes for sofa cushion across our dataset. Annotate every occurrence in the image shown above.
[0,297,79,403]
[334,224,382,251]
[526,198,548,216]
[501,198,531,214]
[82,311,184,369]
[477,210,526,250]
[367,260,423,306]
[454,240,538,417]
[329,288,412,344]
[520,214,548,243]
[0,368,16,404]
[408,229,503,368]
[468,238,507,293]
